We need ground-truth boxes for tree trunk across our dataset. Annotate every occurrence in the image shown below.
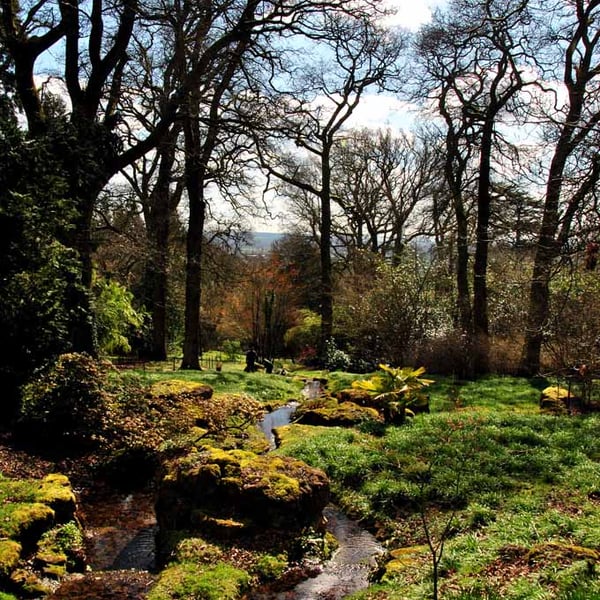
[521,130,573,374]
[472,122,493,374]
[144,220,169,361]
[319,143,334,352]
[181,113,206,370]
[144,130,181,360]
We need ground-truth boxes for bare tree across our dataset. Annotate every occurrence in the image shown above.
[329,127,444,262]
[416,0,534,373]
[253,13,405,352]
[522,0,600,374]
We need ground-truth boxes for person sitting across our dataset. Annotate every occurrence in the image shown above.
[244,347,258,372]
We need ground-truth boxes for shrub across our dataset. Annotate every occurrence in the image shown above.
[94,278,146,356]
[18,353,110,447]
[221,340,242,361]
[324,338,351,372]
[284,309,321,360]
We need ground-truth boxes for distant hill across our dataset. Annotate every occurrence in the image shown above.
[245,231,284,252]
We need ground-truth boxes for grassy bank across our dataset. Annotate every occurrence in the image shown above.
[273,375,600,599]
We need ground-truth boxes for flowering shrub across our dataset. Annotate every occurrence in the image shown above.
[324,338,351,372]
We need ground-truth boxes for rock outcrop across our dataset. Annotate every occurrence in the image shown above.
[156,446,330,536]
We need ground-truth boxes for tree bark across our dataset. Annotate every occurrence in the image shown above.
[181,106,205,370]
[472,121,493,374]
[319,141,334,351]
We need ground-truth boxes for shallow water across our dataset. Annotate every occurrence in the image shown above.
[273,505,384,600]
[79,490,157,571]
[258,401,299,448]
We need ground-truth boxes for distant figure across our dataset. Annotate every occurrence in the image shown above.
[263,358,273,374]
[245,347,258,372]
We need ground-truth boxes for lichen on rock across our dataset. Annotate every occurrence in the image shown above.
[156,446,330,534]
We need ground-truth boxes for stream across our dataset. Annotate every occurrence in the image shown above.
[257,399,386,600]
[49,391,384,599]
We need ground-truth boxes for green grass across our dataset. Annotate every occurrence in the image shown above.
[133,362,306,404]
[273,374,600,600]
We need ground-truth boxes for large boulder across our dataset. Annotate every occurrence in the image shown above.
[295,401,382,427]
[148,380,214,403]
[156,447,330,535]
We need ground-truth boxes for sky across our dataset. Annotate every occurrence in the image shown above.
[382,0,442,29]
[250,0,446,232]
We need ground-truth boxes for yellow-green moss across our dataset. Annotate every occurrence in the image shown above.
[527,541,599,564]
[35,474,76,517]
[0,540,21,576]
[382,545,428,581]
[35,546,67,567]
[150,380,212,398]
[190,513,248,537]
[173,537,224,564]
[10,569,52,596]
[0,503,55,539]
[250,553,288,581]
[272,424,330,449]
[541,386,572,401]
[148,561,250,600]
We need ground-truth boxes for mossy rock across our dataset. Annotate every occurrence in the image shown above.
[0,475,83,599]
[539,386,580,414]
[0,540,21,577]
[148,380,213,402]
[9,568,53,596]
[157,446,330,534]
[148,561,250,600]
[527,541,599,565]
[0,503,55,545]
[334,388,374,405]
[35,474,77,523]
[295,401,382,427]
[172,536,224,564]
[381,545,428,581]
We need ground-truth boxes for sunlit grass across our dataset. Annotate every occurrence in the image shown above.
[275,375,600,600]
[131,363,306,404]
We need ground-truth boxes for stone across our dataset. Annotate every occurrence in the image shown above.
[295,401,382,427]
[148,380,214,402]
[156,446,330,535]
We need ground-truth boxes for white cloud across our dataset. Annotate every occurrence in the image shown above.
[380,0,447,30]
[344,93,419,131]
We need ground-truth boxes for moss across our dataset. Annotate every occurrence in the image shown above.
[250,553,288,581]
[190,512,248,537]
[298,401,381,426]
[0,503,55,540]
[272,424,330,449]
[382,545,428,581]
[173,537,224,564]
[41,562,67,579]
[148,561,250,600]
[0,540,21,577]
[35,474,77,522]
[541,386,572,400]
[527,542,600,565]
[10,569,52,596]
[260,471,301,500]
[149,380,213,400]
